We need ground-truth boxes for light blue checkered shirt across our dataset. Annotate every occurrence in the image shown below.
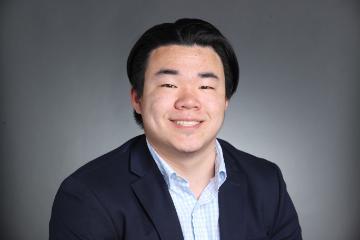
[146,139,227,240]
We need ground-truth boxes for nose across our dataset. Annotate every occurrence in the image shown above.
[174,88,201,110]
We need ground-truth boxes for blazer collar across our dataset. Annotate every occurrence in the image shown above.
[218,140,249,240]
[129,135,183,240]
[129,135,248,240]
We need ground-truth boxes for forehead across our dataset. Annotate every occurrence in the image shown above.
[146,44,224,72]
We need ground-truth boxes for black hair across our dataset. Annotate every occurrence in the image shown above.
[127,18,239,128]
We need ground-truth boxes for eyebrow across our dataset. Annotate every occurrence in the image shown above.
[154,69,219,80]
[198,72,219,80]
[155,69,179,76]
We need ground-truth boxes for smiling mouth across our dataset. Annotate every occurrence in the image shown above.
[173,120,201,127]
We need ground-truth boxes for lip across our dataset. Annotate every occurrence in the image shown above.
[170,119,203,128]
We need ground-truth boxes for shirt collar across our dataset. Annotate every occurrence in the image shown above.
[146,139,227,189]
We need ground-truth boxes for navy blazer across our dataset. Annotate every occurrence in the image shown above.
[49,135,302,240]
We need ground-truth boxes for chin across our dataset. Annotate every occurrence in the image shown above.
[176,145,201,153]
[171,138,213,154]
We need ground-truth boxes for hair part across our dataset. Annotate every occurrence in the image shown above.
[127,18,239,128]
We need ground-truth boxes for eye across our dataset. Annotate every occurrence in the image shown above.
[199,85,215,90]
[160,83,177,88]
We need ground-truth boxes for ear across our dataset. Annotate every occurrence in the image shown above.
[130,88,142,114]
[225,99,229,110]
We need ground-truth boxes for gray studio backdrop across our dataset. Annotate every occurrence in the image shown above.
[1,0,359,239]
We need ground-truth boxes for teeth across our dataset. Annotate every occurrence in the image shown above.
[175,121,200,126]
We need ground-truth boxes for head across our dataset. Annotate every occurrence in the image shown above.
[127,18,239,128]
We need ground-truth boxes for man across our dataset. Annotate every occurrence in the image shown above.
[50,18,302,240]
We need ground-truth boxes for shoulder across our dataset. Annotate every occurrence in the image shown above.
[218,139,302,238]
[50,135,147,235]
[60,135,145,195]
[218,138,280,178]
[49,136,146,239]
[218,138,285,202]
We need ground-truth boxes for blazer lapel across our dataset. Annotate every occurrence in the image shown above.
[130,136,183,240]
[219,146,248,240]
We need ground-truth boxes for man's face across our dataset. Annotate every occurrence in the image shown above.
[131,44,228,159]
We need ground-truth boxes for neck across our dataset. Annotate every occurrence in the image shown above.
[150,140,217,198]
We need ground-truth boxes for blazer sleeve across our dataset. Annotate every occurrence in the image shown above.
[268,164,302,240]
[49,176,121,240]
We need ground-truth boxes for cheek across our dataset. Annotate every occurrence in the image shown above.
[202,95,227,112]
[204,102,227,124]
[143,93,175,116]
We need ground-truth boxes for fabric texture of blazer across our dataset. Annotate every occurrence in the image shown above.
[49,134,302,240]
